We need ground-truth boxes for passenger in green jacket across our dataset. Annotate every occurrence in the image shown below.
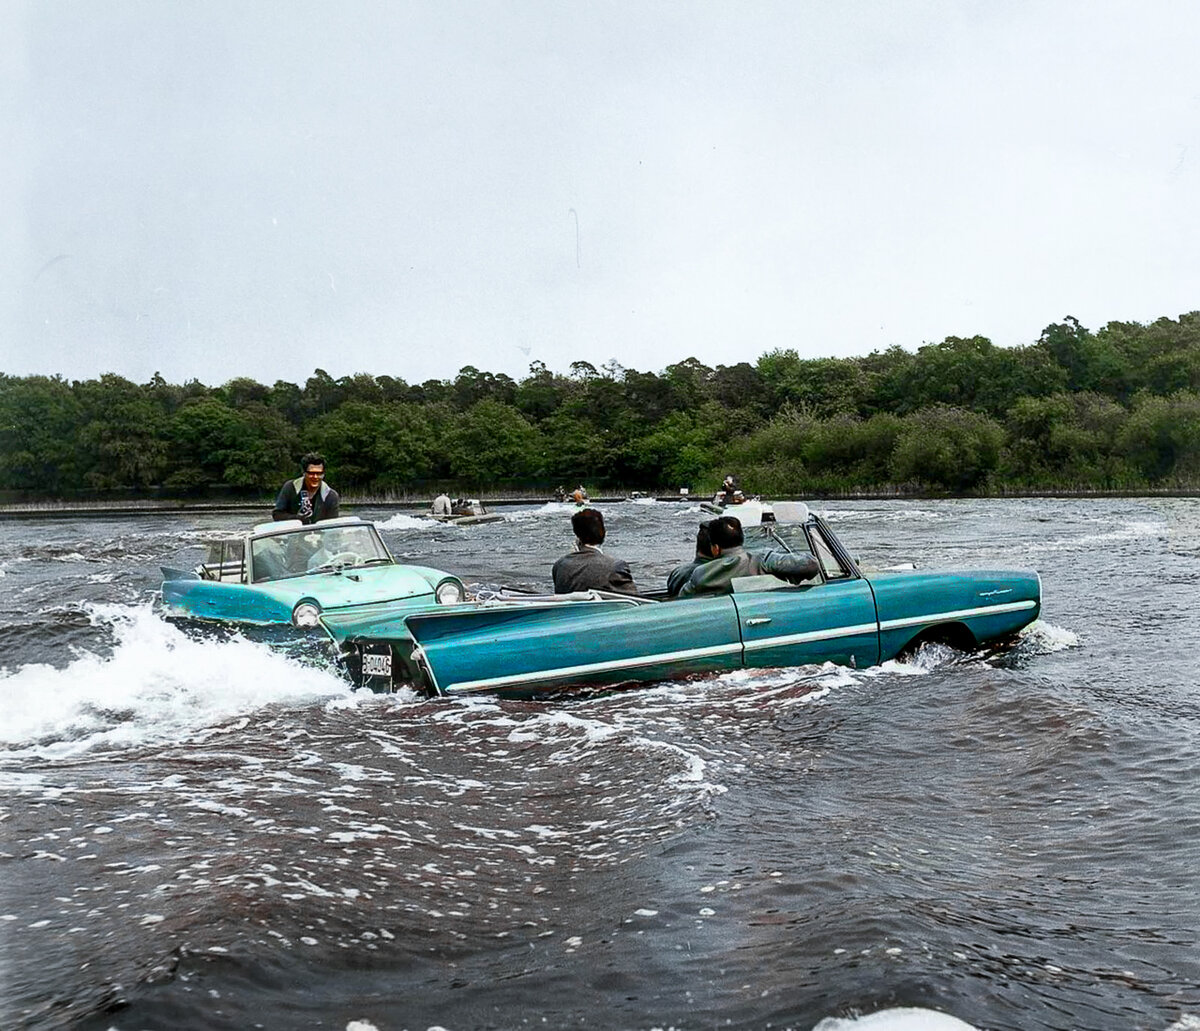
[677,516,818,597]
[666,522,715,597]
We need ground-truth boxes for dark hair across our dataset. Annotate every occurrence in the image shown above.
[300,452,326,472]
[694,522,714,558]
[571,507,606,546]
[707,515,743,549]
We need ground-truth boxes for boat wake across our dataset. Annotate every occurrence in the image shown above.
[0,604,350,760]
[373,512,438,530]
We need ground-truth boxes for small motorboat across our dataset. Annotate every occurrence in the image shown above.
[429,499,505,526]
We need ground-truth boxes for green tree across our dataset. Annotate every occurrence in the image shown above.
[0,374,84,491]
[1117,391,1200,482]
[444,400,544,485]
[889,406,1005,491]
[75,374,169,489]
[307,401,438,489]
[804,413,905,487]
[165,398,295,489]
[627,410,717,486]
[515,361,571,423]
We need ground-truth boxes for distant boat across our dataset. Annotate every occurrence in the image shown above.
[429,499,504,526]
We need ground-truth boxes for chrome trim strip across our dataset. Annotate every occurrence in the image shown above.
[878,599,1036,632]
[443,641,744,695]
[409,643,442,696]
[741,621,879,653]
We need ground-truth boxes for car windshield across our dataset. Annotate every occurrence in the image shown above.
[744,523,803,555]
[250,524,392,583]
[743,521,856,580]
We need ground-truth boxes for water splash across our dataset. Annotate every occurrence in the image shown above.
[374,512,438,530]
[1017,619,1080,654]
[813,1008,976,1030]
[0,604,349,758]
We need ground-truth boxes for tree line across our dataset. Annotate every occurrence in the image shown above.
[4,313,1200,498]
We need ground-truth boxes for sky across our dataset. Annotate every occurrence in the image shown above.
[2,0,1199,389]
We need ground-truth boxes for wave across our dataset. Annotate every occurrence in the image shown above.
[813,1008,976,1030]
[0,604,350,759]
[374,512,440,530]
[817,506,950,524]
[1026,517,1168,553]
[1017,619,1079,654]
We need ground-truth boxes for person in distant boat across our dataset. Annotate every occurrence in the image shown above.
[273,453,340,525]
[451,497,475,516]
[677,516,818,598]
[431,493,452,516]
[715,475,739,506]
[666,522,715,597]
[552,508,638,595]
[572,486,589,504]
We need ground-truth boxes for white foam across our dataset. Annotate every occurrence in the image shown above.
[0,604,350,758]
[1028,517,1168,553]
[1018,620,1079,654]
[374,513,438,530]
[812,1008,976,1031]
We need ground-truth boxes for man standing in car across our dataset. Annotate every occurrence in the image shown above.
[273,452,340,525]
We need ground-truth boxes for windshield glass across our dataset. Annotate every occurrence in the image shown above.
[744,523,805,556]
[250,524,392,583]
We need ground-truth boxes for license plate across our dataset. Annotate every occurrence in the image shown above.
[362,651,392,678]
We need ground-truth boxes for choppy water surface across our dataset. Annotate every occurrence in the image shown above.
[2,498,1199,1031]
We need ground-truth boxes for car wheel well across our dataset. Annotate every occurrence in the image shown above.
[899,622,977,658]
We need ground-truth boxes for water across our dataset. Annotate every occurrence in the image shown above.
[2,498,1199,1030]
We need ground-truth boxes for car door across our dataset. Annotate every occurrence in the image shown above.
[731,521,880,671]
[407,593,745,697]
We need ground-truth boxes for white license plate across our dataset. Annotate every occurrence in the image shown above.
[362,652,392,678]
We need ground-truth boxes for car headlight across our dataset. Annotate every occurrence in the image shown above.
[435,577,465,605]
[293,602,322,628]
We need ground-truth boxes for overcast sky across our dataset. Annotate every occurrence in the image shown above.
[3,0,1199,389]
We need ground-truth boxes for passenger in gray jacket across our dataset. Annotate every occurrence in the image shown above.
[677,516,818,597]
[552,508,639,595]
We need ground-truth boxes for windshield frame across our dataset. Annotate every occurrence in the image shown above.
[249,522,394,584]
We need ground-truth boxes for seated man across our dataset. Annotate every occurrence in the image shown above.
[666,522,714,597]
[677,516,819,598]
[552,508,638,595]
[431,493,452,516]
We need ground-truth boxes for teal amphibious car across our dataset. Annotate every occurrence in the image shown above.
[323,505,1041,698]
[160,516,466,629]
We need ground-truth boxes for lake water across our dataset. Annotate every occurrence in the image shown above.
[2,497,1199,1031]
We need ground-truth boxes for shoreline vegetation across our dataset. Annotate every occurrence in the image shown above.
[5,313,1200,501]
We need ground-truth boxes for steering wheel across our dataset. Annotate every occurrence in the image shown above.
[328,551,362,567]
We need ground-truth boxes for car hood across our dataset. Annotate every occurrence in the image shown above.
[253,564,441,611]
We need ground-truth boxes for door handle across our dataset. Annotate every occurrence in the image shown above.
[746,617,771,626]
